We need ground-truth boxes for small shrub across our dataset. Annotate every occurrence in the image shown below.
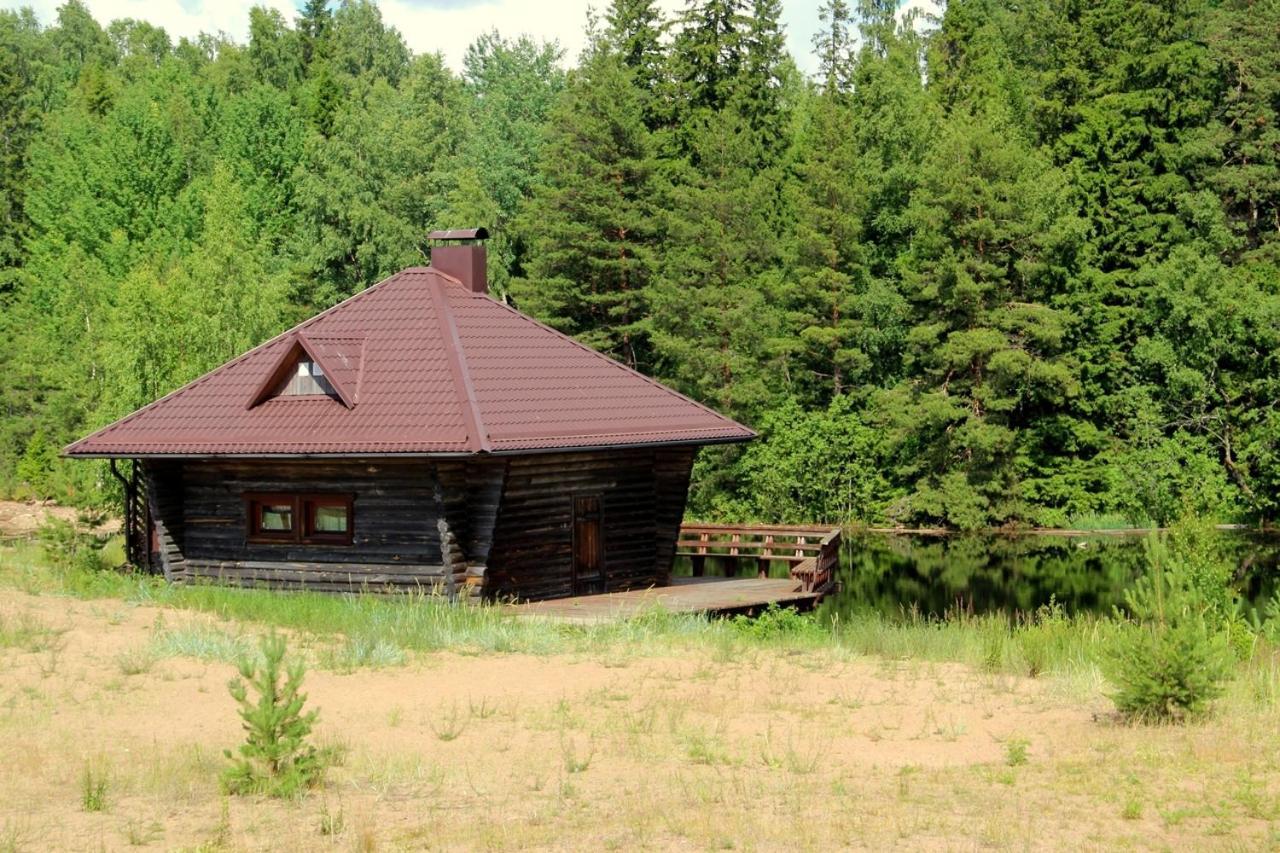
[1018,599,1069,677]
[38,517,110,575]
[81,759,108,812]
[730,603,822,642]
[222,632,325,797]
[980,625,1008,674]
[1105,533,1232,722]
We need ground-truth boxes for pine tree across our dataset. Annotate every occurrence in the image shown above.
[883,107,1080,529]
[222,633,324,797]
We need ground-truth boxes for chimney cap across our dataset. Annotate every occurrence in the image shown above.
[429,227,489,242]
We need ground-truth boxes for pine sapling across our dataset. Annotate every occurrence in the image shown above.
[222,632,324,797]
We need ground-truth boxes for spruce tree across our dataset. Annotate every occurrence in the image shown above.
[1205,0,1280,264]
[813,0,853,90]
[512,40,659,369]
[606,0,667,129]
[649,108,781,420]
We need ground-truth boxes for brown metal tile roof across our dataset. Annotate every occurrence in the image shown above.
[65,267,755,457]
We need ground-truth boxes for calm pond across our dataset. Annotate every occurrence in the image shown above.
[675,531,1280,621]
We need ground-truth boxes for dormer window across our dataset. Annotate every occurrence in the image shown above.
[245,333,363,410]
[280,360,337,397]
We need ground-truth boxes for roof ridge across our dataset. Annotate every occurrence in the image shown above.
[425,272,491,453]
[63,269,415,455]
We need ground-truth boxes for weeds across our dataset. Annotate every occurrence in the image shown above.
[81,758,109,812]
[431,702,469,742]
[116,645,157,676]
[152,621,255,664]
[560,733,594,774]
[318,801,345,836]
[0,610,61,652]
[317,636,405,672]
[122,819,163,846]
[1004,738,1029,767]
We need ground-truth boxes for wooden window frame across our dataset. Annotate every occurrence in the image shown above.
[245,492,354,546]
[246,492,298,543]
[302,494,354,545]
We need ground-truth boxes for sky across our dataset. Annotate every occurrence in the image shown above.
[2,0,849,77]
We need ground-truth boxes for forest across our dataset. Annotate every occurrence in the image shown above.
[0,0,1277,531]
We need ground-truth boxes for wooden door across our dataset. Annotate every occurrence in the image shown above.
[571,495,604,595]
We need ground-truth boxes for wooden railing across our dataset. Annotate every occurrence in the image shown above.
[676,523,842,595]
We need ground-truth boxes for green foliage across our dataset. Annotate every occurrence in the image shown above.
[1003,738,1029,767]
[512,35,658,369]
[3,0,1280,531]
[222,632,325,797]
[726,396,888,523]
[1105,532,1233,722]
[730,603,822,642]
[37,516,109,575]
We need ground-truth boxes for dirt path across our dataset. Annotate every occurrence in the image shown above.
[0,587,1276,851]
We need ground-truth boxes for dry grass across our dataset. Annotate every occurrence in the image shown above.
[0,585,1278,850]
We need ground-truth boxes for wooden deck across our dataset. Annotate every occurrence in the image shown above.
[509,576,824,624]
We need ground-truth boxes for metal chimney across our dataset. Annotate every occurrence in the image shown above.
[429,227,489,294]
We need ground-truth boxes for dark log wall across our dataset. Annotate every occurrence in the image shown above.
[485,447,696,602]
[177,459,448,592]
[138,447,697,599]
[653,447,697,578]
[455,461,509,594]
[143,460,186,581]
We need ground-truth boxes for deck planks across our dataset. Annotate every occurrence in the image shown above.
[507,576,822,624]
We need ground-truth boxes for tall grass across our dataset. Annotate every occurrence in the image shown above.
[0,539,1145,682]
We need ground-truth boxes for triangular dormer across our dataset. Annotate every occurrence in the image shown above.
[246,333,363,410]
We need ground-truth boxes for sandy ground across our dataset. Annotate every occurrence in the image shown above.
[1,588,1278,851]
[0,500,120,539]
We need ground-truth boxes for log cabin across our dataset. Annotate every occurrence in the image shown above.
[64,229,755,601]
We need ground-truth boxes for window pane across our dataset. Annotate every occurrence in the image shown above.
[312,504,348,533]
[260,504,293,531]
[283,360,338,397]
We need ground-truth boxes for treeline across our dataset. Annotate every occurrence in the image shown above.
[1,0,1278,530]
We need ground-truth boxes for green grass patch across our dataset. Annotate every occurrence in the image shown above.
[0,539,1114,678]
[150,621,256,664]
